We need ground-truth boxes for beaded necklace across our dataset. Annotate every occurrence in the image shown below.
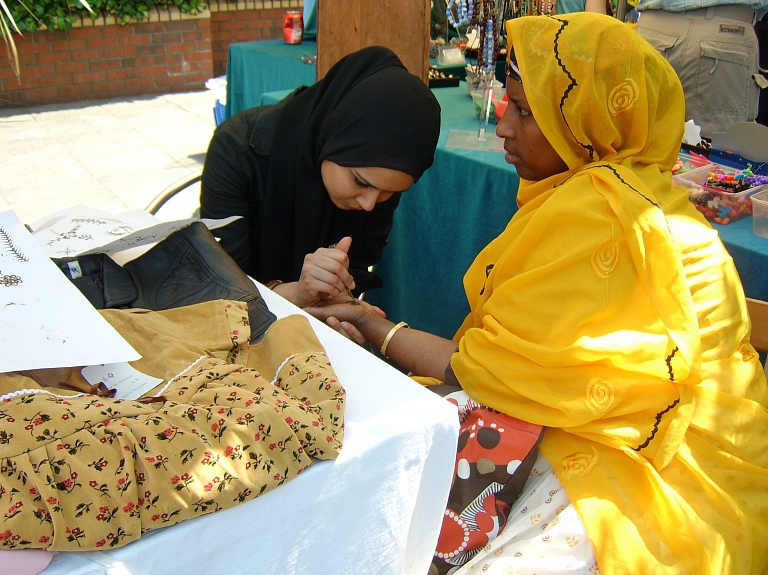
[446,0,475,28]
[476,0,498,75]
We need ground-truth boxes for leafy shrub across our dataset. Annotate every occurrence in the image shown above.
[1,0,207,33]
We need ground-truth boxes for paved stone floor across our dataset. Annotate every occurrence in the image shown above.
[0,89,219,225]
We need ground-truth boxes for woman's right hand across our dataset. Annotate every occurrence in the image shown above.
[287,237,357,308]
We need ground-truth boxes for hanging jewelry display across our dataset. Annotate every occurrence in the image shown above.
[476,0,498,76]
[447,0,514,150]
[474,0,501,141]
[446,0,475,30]
[509,0,556,17]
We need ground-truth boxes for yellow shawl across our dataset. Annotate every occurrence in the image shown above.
[451,13,768,574]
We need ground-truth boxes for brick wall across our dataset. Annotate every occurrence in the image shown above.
[0,0,302,109]
[210,1,294,77]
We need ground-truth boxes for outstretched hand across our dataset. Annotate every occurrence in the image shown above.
[304,293,385,344]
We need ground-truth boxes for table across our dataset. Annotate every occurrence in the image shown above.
[241,84,768,341]
[225,40,502,116]
[225,40,317,118]
[716,217,768,303]
[366,87,768,339]
[41,285,459,575]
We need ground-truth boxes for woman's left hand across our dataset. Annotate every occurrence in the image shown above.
[325,316,368,345]
[305,294,385,340]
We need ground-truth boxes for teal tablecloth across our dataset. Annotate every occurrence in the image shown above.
[225,40,317,118]
[244,85,768,340]
[365,86,519,339]
[716,217,768,304]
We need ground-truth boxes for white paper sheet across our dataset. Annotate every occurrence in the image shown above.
[81,362,163,400]
[33,213,240,258]
[0,210,140,373]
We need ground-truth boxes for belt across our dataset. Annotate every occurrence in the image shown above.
[680,5,756,24]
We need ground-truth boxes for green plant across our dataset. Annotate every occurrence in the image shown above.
[1,0,22,75]
[1,0,207,76]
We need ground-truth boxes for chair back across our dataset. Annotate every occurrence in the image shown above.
[145,170,202,217]
[746,297,768,377]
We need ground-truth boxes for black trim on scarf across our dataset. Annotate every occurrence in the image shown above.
[632,398,680,451]
[479,264,495,296]
[554,164,662,210]
[665,346,678,381]
[550,16,596,161]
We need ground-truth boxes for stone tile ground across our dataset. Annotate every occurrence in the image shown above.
[0,89,218,225]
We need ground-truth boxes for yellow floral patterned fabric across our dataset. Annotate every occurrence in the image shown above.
[451,13,768,575]
[0,301,344,551]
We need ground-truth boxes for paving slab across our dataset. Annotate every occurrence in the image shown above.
[1,90,218,224]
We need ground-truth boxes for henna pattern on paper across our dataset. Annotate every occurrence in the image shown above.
[45,225,92,245]
[0,227,29,263]
[1,273,22,287]
[71,218,107,225]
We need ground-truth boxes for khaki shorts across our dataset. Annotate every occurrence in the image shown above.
[636,5,760,138]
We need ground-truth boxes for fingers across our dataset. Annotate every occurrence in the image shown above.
[326,316,367,345]
[332,236,353,254]
[298,246,356,301]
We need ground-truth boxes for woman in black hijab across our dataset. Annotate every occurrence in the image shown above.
[200,46,441,308]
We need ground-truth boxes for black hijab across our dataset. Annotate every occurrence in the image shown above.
[258,46,441,292]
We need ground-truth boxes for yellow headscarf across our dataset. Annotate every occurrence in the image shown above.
[510,12,683,173]
[451,13,768,574]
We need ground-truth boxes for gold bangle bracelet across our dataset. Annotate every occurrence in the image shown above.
[265,280,283,290]
[380,321,409,358]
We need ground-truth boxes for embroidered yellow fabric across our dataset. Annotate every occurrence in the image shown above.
[0,302,345,552]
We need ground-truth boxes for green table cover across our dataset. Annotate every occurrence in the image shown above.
[225,40,317,118]
[238,84,768,340]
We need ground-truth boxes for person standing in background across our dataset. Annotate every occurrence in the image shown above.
[635,0,767,139]
[756,12,768,125]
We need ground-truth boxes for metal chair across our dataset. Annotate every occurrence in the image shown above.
[145,169,203,216]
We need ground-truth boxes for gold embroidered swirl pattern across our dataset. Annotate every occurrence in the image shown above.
[739,339,757,362]
[561,446,598,479]
[584,378,615,416]
[608,78,639,116]
[590,238,620,278]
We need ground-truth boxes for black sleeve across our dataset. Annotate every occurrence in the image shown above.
[200,112,266,276]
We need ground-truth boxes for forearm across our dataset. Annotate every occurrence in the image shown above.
[584,0,607,14]
[357,315,458,381]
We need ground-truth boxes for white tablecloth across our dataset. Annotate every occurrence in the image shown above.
[41,284,459,575]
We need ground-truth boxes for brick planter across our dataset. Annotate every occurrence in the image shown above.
[0,0,302,109]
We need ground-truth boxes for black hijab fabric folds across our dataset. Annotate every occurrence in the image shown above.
[258,46,441,292]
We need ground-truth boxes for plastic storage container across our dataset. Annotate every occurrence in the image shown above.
[470,87,506,123]
[752,190,768,238]
[672,150,716,176]
[673,166,766,225]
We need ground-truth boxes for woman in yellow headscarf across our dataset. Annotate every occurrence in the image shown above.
[307,12,768,575]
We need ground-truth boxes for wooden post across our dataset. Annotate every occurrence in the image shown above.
[316,0,431,84]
